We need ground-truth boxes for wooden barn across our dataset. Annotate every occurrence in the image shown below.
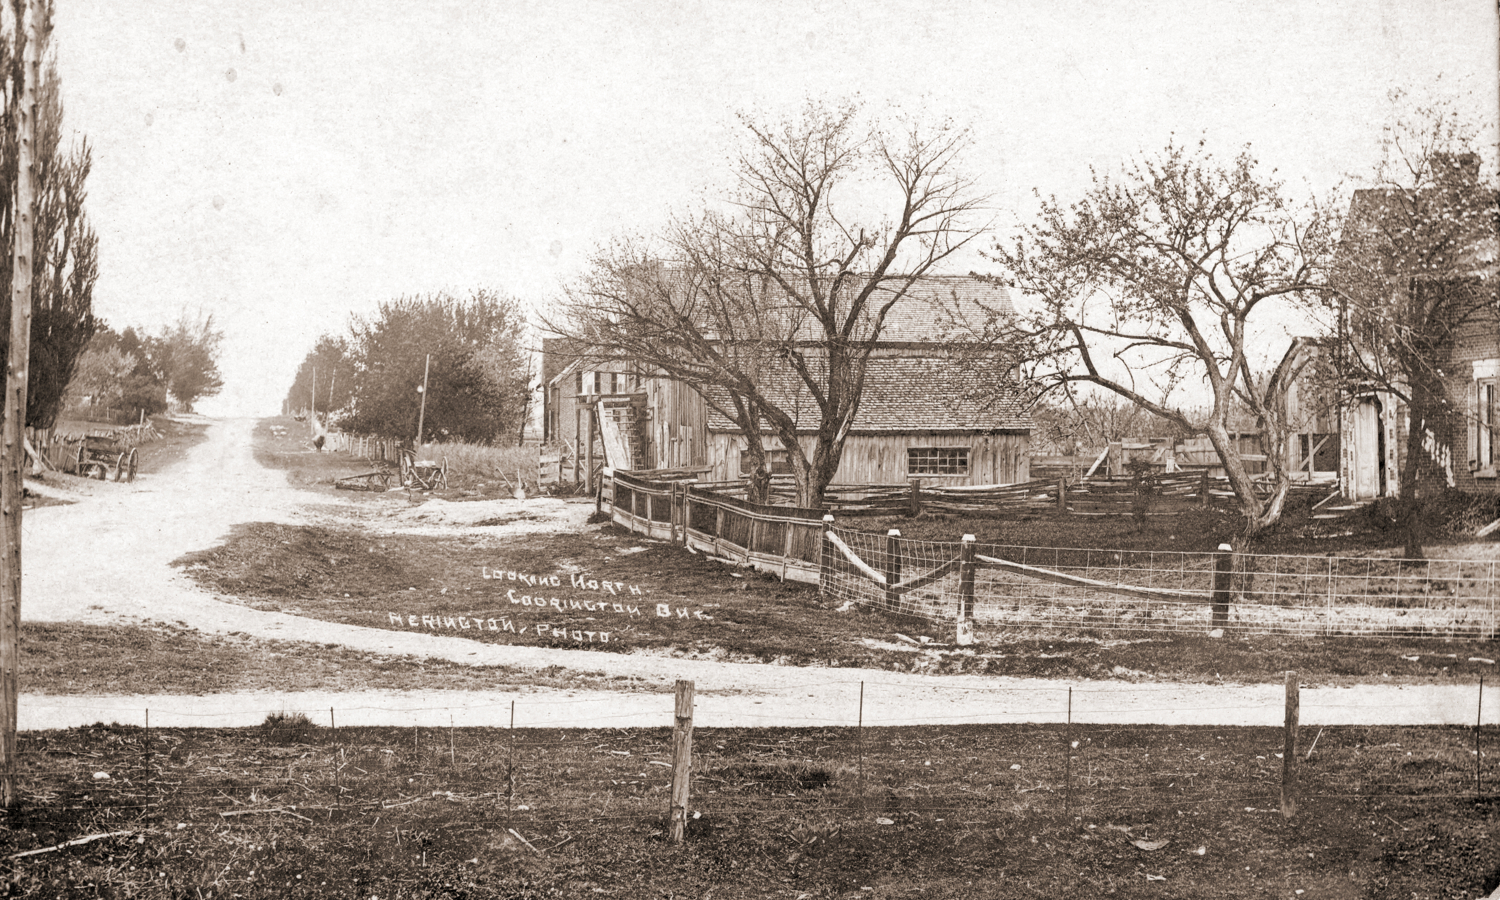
[542,275,1033,488]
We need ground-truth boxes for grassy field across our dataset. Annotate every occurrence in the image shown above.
[20,621,646,696]
[1,719,1494,898]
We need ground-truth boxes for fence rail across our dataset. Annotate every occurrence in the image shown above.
[605,471,1500,640]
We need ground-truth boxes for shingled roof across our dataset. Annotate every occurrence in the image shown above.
[704,354,1031,435]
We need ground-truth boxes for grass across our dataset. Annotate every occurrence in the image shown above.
[20,621,645,695]
[417,440,539,496]
[1,721,1494,898]
[255,416,545,499]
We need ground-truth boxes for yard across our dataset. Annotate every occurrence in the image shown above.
[6,416,1497,898]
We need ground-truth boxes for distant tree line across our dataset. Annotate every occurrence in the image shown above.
[285,289,533,445]
[63,311,226,419]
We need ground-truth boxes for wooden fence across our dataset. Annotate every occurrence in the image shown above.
[604,470,1498,639]
[603,469,1331,586]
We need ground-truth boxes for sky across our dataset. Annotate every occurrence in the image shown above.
[45,0,1500,418]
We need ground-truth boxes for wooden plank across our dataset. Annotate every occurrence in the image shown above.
[973,553,1206,604]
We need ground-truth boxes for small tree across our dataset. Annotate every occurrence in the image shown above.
[989,141,1336,536]
[1327,98,1498,558]
[555,102,987,505]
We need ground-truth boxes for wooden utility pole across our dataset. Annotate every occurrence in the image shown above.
[1,0,39,809]
[415,353,430,448]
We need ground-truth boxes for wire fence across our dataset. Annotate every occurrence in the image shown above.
[823,528,1500,639]
[606,471,1500,639]
[8,677,1495,854]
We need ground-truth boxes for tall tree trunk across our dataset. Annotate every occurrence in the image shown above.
[1400,370,1451,561]
[1,0,38,809]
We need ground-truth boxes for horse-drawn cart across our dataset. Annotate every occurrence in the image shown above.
[74,435,138,482]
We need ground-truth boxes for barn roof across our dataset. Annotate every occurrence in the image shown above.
[704,354,1031,435]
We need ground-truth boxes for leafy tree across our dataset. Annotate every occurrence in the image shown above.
[988,141,1337,536]
[152,311,223,412]
[555,102,986,505]
[0,6,99,430]
[1327,98,1498,558]
[61,335,131,412]
[285,334,355,418]
[341,289,530,443]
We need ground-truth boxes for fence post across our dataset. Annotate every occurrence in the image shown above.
[1282,671,1299,819]
[818,514,835,595]
[908,478,921,517]
[1057,478,1067,514]
[1211,543,1233,630]
[1198,467,1211,507]
[956,534,976,645]
[1107,441,1122,479]
[1478,674,1485,797]
[669,679,694,843]
[883,529,902,613]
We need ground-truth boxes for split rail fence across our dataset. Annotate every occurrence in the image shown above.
[605,471,1500,640]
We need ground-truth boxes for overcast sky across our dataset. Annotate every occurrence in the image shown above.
[47,0,1500,417]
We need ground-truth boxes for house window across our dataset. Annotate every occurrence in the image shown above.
[908,447,969,476]
[1477,380,1498,471]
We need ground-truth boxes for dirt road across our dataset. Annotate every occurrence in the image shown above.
[21,418,1497,729]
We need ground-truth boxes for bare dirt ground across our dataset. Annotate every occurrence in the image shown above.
[20,417,1498,729]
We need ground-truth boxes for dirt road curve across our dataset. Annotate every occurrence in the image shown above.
[20,418,1498,730]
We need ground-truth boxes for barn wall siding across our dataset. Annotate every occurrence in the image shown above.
[705,432,1031,486]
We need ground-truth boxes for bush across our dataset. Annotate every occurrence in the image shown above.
[260,709,317,744]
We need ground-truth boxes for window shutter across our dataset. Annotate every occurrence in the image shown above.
[1471,382,1481,466]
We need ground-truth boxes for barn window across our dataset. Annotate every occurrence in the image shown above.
[907,447,969,476]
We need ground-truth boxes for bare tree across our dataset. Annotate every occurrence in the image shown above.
[555,101,987,505]
[1327,97,1498,558]
[988,141,1337,536]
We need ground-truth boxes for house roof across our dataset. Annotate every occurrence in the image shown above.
[703,354,1031,435]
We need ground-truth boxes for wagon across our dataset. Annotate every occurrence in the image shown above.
[75,435,138,482]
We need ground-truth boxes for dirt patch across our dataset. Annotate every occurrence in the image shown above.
[2,721,1494,898]
[168,519,1500,686]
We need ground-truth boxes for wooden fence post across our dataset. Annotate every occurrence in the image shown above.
[1198,467,1211,507]
[1056,478,1067,513]
[908,478,921,517]
[1107,441,1122,479]
[883,529,902,613]
[669,679,694,843]
[956,534,976,645]
[1211,543,1233,630]
[818,514,835,594]
[1282,672,1299,819]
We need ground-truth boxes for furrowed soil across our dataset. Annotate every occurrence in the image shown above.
[2,721,1496,899]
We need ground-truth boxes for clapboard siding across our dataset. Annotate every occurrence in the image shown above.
[706,432,1030,486]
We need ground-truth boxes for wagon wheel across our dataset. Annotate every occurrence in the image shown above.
[125,448,139,483]
[88,461,107,480]
[112,451,127,482]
